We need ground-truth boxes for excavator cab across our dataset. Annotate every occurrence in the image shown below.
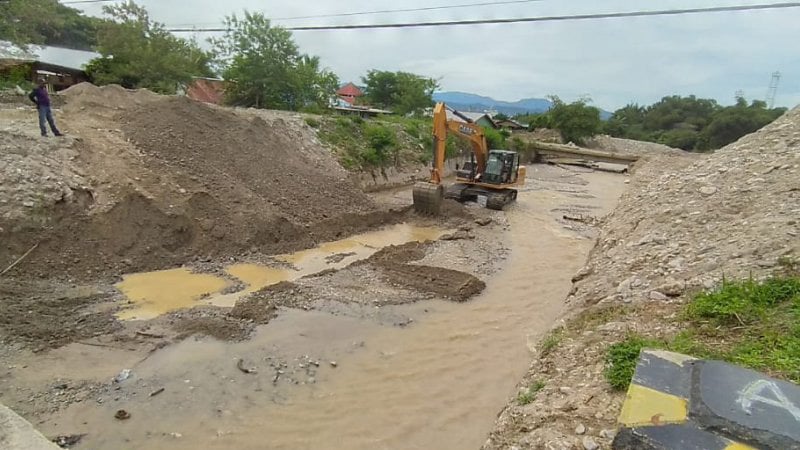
[482,150,520,185]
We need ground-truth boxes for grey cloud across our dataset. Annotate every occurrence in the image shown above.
[73,0,800,110]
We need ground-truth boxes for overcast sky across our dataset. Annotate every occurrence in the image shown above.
[71,0,800,110]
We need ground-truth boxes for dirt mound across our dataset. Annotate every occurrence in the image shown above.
[0,90,392,280]
[378,263,486,301]
[119,96,375,225]
[61,82,158,113]
[587,134,688,158]
[570,106,800,307]
[367,241,486,301]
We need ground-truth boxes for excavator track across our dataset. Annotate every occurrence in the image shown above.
[486,189,517,211]
[412,182,444,215]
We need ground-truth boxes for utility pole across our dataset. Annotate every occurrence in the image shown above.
[765,72,781,108]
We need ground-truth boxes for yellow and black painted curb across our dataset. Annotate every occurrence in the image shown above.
[613,350,757,450]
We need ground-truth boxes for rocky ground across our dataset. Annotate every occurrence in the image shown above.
[484,108,799,450]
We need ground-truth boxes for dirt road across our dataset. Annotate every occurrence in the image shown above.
[0,165,626,449]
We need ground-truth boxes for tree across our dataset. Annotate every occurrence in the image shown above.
[211,12,338,110]
[483,127,506,149]
[701,99,786,149]
[0,0,103,50]
[361,70,438,115]
[605,95,786,151]
[545,96,602,144]
[86,1,212,94]
[604,104,646,139]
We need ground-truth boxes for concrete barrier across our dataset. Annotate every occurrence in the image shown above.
[0,403,59,450]
[614,350,800,450]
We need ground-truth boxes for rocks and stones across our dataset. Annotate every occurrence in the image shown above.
[699,186,718,196]
[582,436,600,450]
[575,423,586,435]
[113,369,132,383]
[475,217,493,226]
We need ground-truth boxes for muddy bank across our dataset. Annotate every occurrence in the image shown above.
[0,85,396,282]
[0,280,120,352]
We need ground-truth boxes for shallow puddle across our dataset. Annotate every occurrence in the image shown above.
[115,268,230,320]
[115,224,447,319]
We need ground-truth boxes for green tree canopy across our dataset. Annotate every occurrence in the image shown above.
[0,0,103,50]
[543,96,602,144]
[86,1,212,94]
[702,99,786,149]
[604,95,786,151]
[211,12,338,110]
[361,70,438,115]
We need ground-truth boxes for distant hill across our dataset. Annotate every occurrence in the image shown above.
[432,91,612,120]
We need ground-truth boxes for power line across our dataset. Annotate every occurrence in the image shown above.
[62,0,117,4]
[166,2,800,32]
[273,0,544,21]
[164,0,547,28]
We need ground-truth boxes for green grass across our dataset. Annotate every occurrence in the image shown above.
[315,115,432,170]
[539,328,564,357]
[517,380,546,405]
[304,117,320,128]
[604,335,664,391]
[602,275,800,390]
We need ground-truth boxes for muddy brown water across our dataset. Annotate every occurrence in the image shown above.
[34,169,626,449]
[115,224,447,320]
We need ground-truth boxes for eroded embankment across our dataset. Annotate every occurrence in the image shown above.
[484,108,800,450]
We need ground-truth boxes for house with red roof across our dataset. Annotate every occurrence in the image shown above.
[336,82,364,106]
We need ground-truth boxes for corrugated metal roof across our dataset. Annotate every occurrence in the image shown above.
[0,41,99,71]
[445,109,497,128]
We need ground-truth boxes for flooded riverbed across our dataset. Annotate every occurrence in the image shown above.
[33,168,626,449]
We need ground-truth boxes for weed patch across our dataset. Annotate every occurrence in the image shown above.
[517,380,546,405]
[539,328,563,357]
[604,335,664,391]
[602,275,800,390]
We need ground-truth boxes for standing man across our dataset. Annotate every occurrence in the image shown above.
[28,79,63,137]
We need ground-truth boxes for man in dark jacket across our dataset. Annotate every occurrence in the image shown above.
[28,79,63,137]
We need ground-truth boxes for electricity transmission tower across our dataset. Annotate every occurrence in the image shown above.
[765,72,781,108]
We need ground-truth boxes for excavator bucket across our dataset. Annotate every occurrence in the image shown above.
[412,182,444,215]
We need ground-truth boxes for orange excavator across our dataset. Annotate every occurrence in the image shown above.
[412,102,526,214]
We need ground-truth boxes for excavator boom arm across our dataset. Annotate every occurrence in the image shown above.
[429,102,489,184]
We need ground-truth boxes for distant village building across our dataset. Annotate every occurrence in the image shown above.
[0,41,98,91]
[446,110,498,129]
[494,118,527,132]
[336,82,364,106]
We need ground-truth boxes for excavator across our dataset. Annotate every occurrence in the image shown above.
[412,102,526,214]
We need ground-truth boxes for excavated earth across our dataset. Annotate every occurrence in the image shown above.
[0,84,480,352]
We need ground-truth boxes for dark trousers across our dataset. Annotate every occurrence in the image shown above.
[38,106,61,136]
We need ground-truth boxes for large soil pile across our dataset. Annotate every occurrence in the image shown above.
[0,84,382,280]
[118,96,372,225]
[485,107,799,449]
[570,107,799,306]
